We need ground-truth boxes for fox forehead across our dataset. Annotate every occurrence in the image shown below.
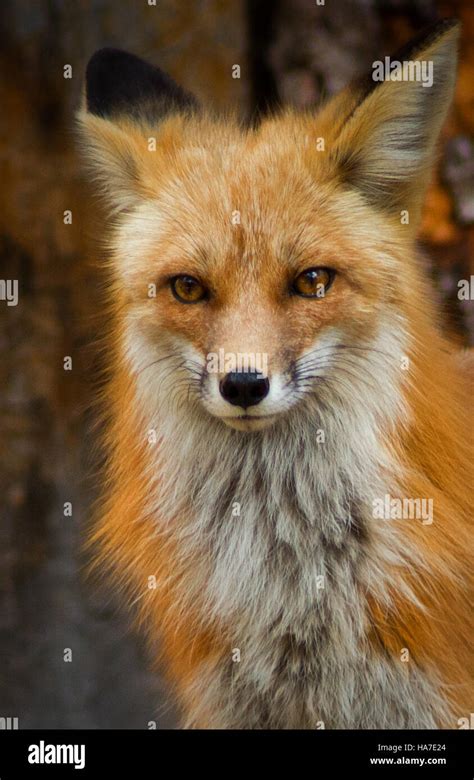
[116,113,399,289]
[146,112,331,227]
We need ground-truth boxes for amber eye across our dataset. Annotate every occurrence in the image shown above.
[170,275,207,303]
[292,267,335,298]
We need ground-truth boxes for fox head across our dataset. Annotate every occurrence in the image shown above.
[78,21,459,433]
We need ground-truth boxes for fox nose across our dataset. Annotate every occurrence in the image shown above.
[220,372,270,408]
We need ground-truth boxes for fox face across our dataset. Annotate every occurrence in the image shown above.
[105,124,406,433]
[78,21,459,433]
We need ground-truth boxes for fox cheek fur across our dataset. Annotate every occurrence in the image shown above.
[78,20,473,728]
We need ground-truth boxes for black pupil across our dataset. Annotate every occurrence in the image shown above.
[181,277,197,295]
[303,270,325,288]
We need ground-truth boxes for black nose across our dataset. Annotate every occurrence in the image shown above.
[219,372,270,408]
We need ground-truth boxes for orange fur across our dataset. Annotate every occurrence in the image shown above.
[80,23,472,727]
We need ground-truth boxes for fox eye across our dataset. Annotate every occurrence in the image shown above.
[170,275,207,303]
[292,267,335,298]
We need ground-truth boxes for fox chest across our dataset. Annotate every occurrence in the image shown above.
[178,504,443,729]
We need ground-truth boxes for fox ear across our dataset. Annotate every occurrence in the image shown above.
[328,19,460,219]
[77,49,198,214]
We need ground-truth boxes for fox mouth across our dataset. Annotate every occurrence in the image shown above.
[219,413,277,431]
[222,414,272,420]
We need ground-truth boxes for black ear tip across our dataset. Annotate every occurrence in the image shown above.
[437,17,461,32]
[425,17,461,43]
[87,48,124,77]
[86,48,141,116]
[391,17,461,64]
[85,47,198,119]
[86,48,146,84]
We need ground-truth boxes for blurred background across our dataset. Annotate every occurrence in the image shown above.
[0,0,472,729]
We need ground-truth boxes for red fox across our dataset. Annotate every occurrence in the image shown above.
[78,19,473,728]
